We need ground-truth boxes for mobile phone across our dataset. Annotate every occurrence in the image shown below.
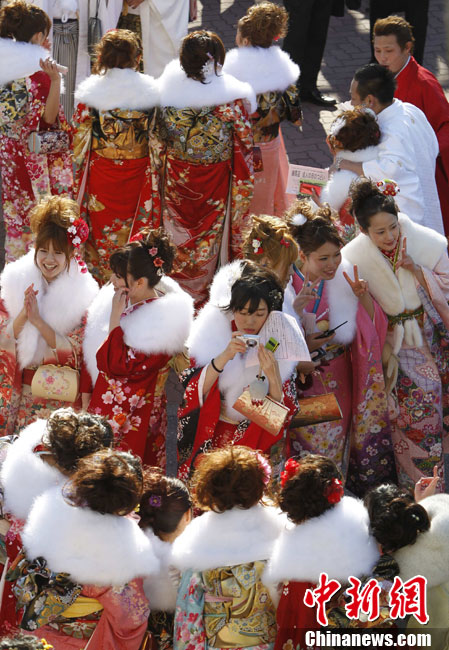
[315,320,348,340]
[265,337,280,353]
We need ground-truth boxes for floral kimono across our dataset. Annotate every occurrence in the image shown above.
[73,67,160,284]
[171,504,284,650]
[344,214,449,491]
[0,251,99,435]
[85,277,193,466]
[0,39,73,263]
[156,60,256,307]
[223,45,301,217]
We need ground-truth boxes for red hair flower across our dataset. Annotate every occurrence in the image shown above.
[324,478,344,504]
[67,218,89,248]
[280,238,290,248]
[376,179,399,197]
[280,458,300,488]
[153,257,164,268]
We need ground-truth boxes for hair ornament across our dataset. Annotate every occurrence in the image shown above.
[410,512,420,522]
[40,640,54,650]
[280,457,300,488]
[149,246,158,257]
[153,256,164,276]
[376,179,399,197]
[67,218,89,249]
[273,34,281,42]
[129,231,144,243]
[280,238,290,248]
[149,494,162,508]
[201,52,221,80]
[329,115,346,138]
[324,477,344,504]
[360,106,377,120]
[256,452,272,486]
[291,213,307,227]
[268,289,283,310]
[252,238,264,254]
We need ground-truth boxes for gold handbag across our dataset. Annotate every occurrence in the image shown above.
[31,364,80,403]
[291,392,342,427]
[233,390,290,436]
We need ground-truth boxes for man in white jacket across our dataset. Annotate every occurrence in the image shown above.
[337,63,444,235]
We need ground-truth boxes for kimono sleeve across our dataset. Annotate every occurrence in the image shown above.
[174,569,206,650]
[96,326,168,378]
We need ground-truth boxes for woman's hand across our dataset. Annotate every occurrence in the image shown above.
[396,237,416,273]
[306,331,335,352]
[414,465,439,502]
[293,273,320,316]
[13,284,37,338]
[109,288,128,332]
[25,286,42,327]
[40,57,61,82]
[220,331,247,363]
[343,264,369,298]
[258,344,283,402]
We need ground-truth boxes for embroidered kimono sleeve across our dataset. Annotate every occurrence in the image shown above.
[174,569,206,650]
[420,252,449,330]
[96,326,169,378]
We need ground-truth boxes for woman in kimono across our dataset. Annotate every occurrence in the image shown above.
[0,196,99,436]
[156,30,256,307]
[86,229,194,465]
[73,28,159,284]
[172,445,283,650]
[9,449,159,649]
[0,0,73,263]
[286,201,395,495]
[177,266,303,480]
[223,2,302,217]
[343,178,449,491]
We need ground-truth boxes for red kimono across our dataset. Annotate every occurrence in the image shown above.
[395,56,449,235]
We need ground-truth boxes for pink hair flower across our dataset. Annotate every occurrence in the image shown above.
[149,247,158,257]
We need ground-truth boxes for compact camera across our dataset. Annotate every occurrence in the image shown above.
[238,334,260,348]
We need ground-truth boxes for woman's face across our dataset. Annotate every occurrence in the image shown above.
[302,241,342,281]
[233,299,269,334]
[36,240,68,282]
[110,273,127,291]
[364,212,400,251]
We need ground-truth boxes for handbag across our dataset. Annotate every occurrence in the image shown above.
[31,362,80,403]
[233,390,290,436]
[88,0,102,56]
[291,392,342,427]
[27,129,70,155]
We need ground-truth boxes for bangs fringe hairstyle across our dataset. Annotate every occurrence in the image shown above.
[30,195,80,267]
[127,228,175,288]
[93,29,142,74]
[139,467,192,537]
[192,446,271,512]
[373,15,415,51]
[109,246,131,283]
[180,30,225,83]
[328,109,381,153]
[0,0,51,42]
[45,408,113,473]
[286,200,343,255]
[349,177,398,231]
[237,2,288,48]
[64,449,143,516]
[278,454,343,524]
[364,484,430,552]
[225,265,284,314]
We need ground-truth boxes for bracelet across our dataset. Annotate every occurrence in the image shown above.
[211,358,223,373]
[335,158,342,172]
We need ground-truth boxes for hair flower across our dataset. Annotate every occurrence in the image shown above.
[376,179,399,197]
[252,238,263,254]
[130,231,144,242]
[153,256,164,268]
[280,457,300,488]
[149,247,158,257]
[324,477,344,504]
[291,213,307,227]
[66,217,89,248]
[280,238,290,248]
[256,452,272,486]
[149,494,162,508]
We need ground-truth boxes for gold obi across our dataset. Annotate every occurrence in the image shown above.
[92,109,150,160]
[63,595,104,618]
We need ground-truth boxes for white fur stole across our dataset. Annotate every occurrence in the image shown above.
[83,283,115,384]
[223,46,299,95]
[171,504,286,571]
[143,530,178,611]
[0,250,99,369]
[0,419,65,521]
[23,486,160,586]
[324,258,359,345]
[158,59,257,113]
[321,146,379,211]
[75,67,159,111]
[0,38,49,86]
[264,497,379,584]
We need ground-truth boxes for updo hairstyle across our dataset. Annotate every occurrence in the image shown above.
[65,449,143,515]
[193,446,270,513]
[237,2,288,48]
[139,467,192,538]
[180,30,225,83]
[0,0,51,42]
[127,228,175,288]
[279,454,343,524]
[286,200,343,256]
[242,215,299,286]
[92,29,141,74]
[328,109,381,153]
[30,195,80,267]
[225,266,284,314]
[364,484,430,553]
[349,177,398,231]
[45,408,113,473]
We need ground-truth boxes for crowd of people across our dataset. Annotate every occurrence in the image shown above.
[0,0,449,647]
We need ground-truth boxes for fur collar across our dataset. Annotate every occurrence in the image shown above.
[321,146,379,211]
[324,258,358,345]
[171,504,286,571]
[120,276,193,357]
[23,486,160,586]
[264,497,379,584]
[142,530,178,611]
[0,250,99,369]
[0,38,48,86]
[223,46,299,95]
[75,67,159,111]
[208,260,244,308]
[0,419,65,521]
[83,283,115,384]
[158,59,257,113]
[395,494,449,588]
[343,214,447,351]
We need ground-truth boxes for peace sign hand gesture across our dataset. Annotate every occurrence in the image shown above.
[395,237,417,273]
[343,265,369,298]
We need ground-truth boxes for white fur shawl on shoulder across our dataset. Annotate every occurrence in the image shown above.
[0,38,49,86]
[75,67,159,112]
[143,529,178,611]
[171,504,286,571]
[321,146,379,211]
[223,46,299,95]
[264,497,379,584]
[0,250,99,369]
[23,486,160,586]
[0,419,65,521]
